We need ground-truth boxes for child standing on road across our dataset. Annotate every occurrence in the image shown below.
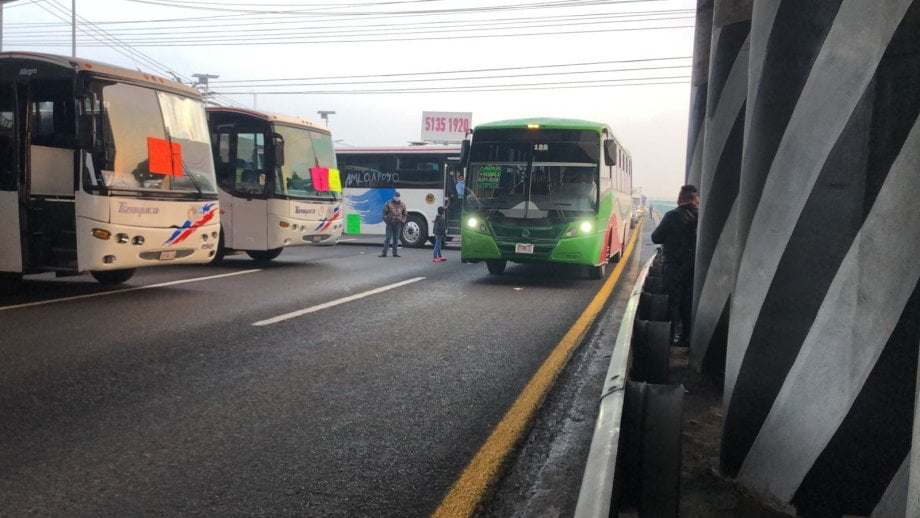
[433,206,447,262]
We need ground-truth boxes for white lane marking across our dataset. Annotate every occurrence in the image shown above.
[0,269,262,312]
[252,276,426,326]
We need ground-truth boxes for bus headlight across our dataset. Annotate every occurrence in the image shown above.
[579,221,593,233]
[467,217,479,229]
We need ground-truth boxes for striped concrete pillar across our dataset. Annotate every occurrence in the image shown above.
[685,0,714,187]
[690,0,751,374]
[720,0,920,515]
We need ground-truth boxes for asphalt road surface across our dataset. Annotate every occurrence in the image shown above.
[0,231,649,517]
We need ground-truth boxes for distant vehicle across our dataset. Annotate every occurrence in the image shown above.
[335,146,463,247]
[0,52,221,291]
[207,107,343,262]
[459,118,634,279]
[631,193,646,227]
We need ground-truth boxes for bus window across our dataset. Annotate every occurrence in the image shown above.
[235,132,266,195]
[0,84,15,191]
[29,80,74,149]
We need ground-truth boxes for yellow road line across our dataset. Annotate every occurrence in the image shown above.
[432,220,644,517]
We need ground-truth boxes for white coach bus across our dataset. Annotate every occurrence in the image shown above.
[335,146,462,247]
[206,107,343,262]
[0,52,220,292]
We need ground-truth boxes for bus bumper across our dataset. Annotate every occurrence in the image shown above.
[76,217,221,271]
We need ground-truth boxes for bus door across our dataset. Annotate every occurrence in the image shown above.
[20,78,78,271]
[445,162,462,236]
[230,131,268,251]
[0,82,22,273]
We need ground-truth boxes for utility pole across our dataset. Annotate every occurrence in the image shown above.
[192,73,219,103]
[317,110,335,127]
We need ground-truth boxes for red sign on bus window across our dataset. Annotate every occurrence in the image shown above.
[147,137,184,176]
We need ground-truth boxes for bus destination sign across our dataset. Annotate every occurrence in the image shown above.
[421,111,472,142]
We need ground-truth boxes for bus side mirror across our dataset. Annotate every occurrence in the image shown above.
[77,114,95,150]
[273,134,285,167]
[459,139,470,168]
[604,139,617,166]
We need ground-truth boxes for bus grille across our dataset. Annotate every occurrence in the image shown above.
[489,224,563,240]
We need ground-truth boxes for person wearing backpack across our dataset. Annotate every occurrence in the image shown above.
[651,184,699,346]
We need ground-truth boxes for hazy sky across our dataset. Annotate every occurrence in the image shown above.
[1,0,695,198]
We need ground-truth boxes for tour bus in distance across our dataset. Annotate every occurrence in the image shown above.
[459,118,633,279]
[335,146,463,247]
[0,52,221,292]
[206,107,343,262]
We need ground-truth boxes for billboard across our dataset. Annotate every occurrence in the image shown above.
[421,111,472,142]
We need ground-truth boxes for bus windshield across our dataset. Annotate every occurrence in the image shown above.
[466,130,599,219]
[273,124,339,201]
[93,82,216,196]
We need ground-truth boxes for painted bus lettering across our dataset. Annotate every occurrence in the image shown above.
[117,202,160,216]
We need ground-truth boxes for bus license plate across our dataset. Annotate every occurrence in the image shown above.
[515,243,534,254]
[159,250,177,261]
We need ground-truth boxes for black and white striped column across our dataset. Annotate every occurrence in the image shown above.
[717,1,920,515]
[689,0,751,374]
[685,0,714,188]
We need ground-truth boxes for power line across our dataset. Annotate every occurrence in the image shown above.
[4,10,694,36]
[120,0,663,16]
[214,64,692,90]
[8,14,694,43]
[209,55,691,85]
[14,22,695,46]
[215,77,690,95]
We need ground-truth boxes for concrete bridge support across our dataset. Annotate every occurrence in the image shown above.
[685,0,713,189]
[689,0,751,375]
[685,0,920,514]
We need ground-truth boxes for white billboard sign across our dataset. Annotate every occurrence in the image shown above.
[421,111,472,142]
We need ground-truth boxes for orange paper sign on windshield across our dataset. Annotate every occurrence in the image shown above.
[147,137,184,176]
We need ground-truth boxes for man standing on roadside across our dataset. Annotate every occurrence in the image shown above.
[651,184,699,346]
[380,191,407,258]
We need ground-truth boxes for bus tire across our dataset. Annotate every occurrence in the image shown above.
[401,214,428,248]
[210,229,227,265]
[0,273,23,294]
[486,260,506,275]
[589,261,607,280]
[247,248,283,262]
[90,268,136,285]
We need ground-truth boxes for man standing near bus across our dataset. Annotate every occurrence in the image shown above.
[380,191,408,257]
[651,185,699,346]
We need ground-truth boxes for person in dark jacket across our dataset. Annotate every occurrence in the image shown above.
[651,184,699,346]
[380,191,407,257]
[432,206,447,262]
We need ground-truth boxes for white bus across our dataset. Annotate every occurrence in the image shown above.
[206,107,343,262]
[335,146,462,247]
[0,52,220,292]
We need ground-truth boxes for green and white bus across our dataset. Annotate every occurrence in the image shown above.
[460,118,633,279]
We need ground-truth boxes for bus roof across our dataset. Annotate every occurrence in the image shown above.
[0,51,200,97]
[335,146,459,155]
[207,106,330,135]
[474,118,611,133]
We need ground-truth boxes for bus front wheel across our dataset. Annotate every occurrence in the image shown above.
[210,229,227,265]
[401,214,429,248]
[90,268,136,285]
[486,260,507,275]
[589,262,607,280]
[246,248,283,262]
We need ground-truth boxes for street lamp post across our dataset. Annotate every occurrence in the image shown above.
[317,110,336,127]
[192,73,220,103]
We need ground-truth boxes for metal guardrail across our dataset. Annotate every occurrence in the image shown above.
[573,254,657,518]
